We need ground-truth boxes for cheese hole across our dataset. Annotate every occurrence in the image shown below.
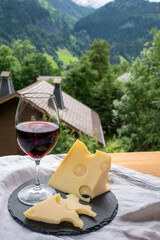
[79,185,91,198]
[73,164,87,177]
[100,161,108,171]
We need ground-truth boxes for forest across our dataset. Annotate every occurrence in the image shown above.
[1,0,160,67]
[1,26,160,153]
[0,0,87,69]
[74,0,160,63]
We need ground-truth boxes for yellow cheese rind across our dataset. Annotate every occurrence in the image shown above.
[48,140,111,202]
[23,194,83,229]
[60,194,97,217]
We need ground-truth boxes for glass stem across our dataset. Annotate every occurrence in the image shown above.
[35,159,41,188]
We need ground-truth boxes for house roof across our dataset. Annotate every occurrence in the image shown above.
[36,76,62,83]
[17,80,105,147]
[117,72,131,82]
[0,92,18,104]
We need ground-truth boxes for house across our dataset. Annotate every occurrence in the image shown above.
[117,72,131,82]
[0,72,22,156]
[36,76,62,83]
[0,72,105,156]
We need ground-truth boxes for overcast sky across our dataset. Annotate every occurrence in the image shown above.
[72,0,160,9]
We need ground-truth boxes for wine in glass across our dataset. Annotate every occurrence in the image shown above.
[15,93,60,205]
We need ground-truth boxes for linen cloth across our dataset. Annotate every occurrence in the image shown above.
[0,154,160,240]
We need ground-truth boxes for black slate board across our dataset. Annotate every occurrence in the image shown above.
[8,175,118,236]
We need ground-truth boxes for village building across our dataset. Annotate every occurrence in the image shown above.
[0,72,105,157]
[117,72,131,82]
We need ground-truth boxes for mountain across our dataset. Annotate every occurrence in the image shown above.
[73,0,160,63]
[44,0,93,28]
[0,0,87,67]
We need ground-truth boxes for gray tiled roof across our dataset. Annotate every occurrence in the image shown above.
[18,80,105,146]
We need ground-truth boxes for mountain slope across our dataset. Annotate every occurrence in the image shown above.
[45,0,93,27]
[73,0,160,63]
[0,0,86,67]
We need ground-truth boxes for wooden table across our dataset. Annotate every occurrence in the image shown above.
[110,151,160,178]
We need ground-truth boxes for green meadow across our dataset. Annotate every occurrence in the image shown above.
[45,55,58,68]
[56,48,79,68]
[45,49,79,70]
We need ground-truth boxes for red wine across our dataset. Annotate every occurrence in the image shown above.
[16,121,59,158]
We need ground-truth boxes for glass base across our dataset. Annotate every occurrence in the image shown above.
[18,184,56,206]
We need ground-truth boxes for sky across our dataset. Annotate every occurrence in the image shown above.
[72,0,160,9]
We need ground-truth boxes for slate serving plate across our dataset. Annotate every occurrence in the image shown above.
[8,175,118,236]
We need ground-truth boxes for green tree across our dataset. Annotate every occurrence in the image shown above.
[113,28,160,151]
[20,53,54,88]
[52,68,62,76]
[52,122,101,154]
[21,63,38,88]
[63,39,118,133]
[119,56,131,72]
[63,56,98,106]
[0,41,56,90]
[12,40,35,64]
[23,53,54,76]
[87,39,110,81]
[0,44,21,89]
[92,72,118,132]
[0,45,20,71]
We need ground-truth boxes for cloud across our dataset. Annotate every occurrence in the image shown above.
[72,0,160,8]
[72,0,113,8]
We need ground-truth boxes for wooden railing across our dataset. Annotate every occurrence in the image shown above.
[110,151,160,178]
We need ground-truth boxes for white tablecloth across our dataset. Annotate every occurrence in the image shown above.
[0,154,160,240]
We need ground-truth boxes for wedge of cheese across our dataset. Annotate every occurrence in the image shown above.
[24,193,83,229]
[60,194,97,217]
[48,140,111,202]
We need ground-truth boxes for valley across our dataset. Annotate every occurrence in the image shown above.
[1,0,160,68]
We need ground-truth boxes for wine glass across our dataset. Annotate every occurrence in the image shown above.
[15,93,60,205]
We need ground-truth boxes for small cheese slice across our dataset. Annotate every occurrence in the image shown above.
[23,193,83,229]
[48,140,111,202]
[60,194,97,217]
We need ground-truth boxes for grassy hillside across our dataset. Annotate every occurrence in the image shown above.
[45,55,58,68]
[57,48,79,69]
[45,49,79,70]
[45,0,93,28]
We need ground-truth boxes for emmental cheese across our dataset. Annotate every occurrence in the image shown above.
[48,140,111,202]
[24,193,84,229]
[60,194,97,217]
